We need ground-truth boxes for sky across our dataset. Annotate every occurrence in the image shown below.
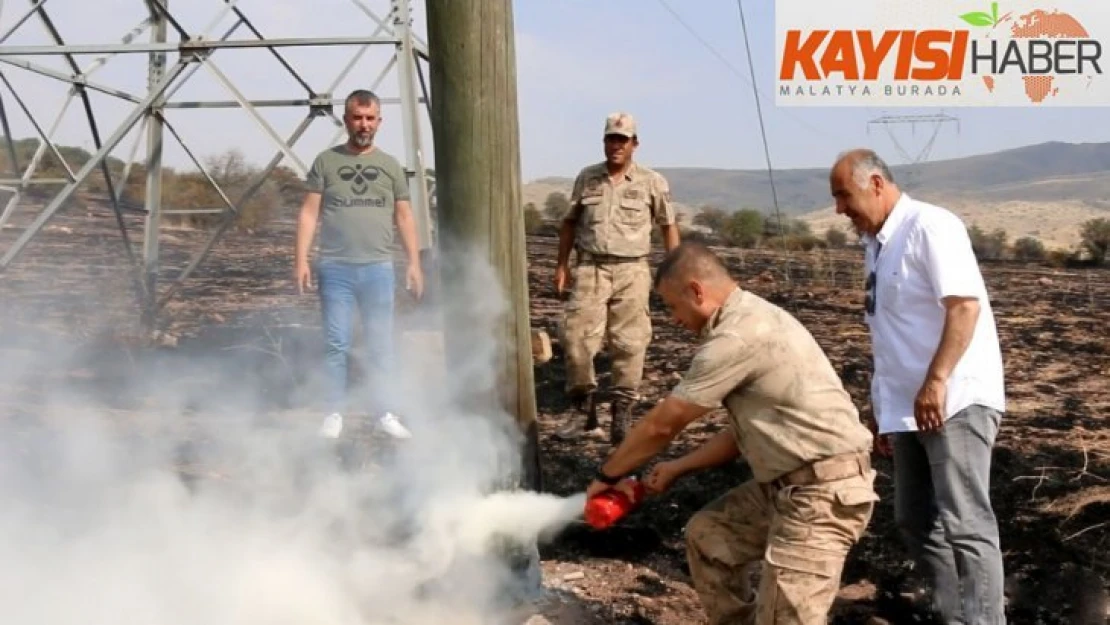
[1,0,1109,185]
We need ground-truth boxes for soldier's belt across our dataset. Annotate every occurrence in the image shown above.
[576,252,647,264]
[770,451,870,489]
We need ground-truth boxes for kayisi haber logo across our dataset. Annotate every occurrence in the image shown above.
[959,3,1100,102]
[775,1,1106,106]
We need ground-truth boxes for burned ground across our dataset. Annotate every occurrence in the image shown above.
[1,207,1107,624]
[527,237,1110,625]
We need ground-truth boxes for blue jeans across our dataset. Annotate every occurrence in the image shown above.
[316,260,396,416]
[893,404,1006,625]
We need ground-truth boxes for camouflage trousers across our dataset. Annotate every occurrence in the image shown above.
[685,462,878,624]
[560,257,652,401]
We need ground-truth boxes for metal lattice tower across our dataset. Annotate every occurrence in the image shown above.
[0,0,434,330]
[867,113,959,190]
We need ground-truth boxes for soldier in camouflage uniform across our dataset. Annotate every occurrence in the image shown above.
[586,242,879,625]
[555,112,680,445]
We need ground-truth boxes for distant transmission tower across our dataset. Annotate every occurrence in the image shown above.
[867,113,959,190]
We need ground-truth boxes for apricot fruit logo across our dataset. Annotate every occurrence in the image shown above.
[959,2,1102,102]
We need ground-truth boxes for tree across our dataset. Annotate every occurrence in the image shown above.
[156,148,279,230]
[205,148,251,188]
[825,226,848,248]
[543,191,569,221]
[789,219,812,237]
[987,228,1008,260]
[1080,218,1110,265]
[763,215,787,239]
[968,224,986,250]
[693,206,728,234]
[270,164,308,208]
[1013,236,1046,262]
[523,203,542,234]
[968,224,1007,260]
[723,209,764,248]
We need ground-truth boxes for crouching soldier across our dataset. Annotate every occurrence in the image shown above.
[586,242,879,624]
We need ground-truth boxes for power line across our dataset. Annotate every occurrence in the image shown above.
[654,0,748,83]
[653,0,796,287]
[653,0,835,144]
[866,113,960,190]
[735,0,787,256]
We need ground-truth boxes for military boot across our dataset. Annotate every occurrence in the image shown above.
[610,397,635,445]
[553,393,598,440]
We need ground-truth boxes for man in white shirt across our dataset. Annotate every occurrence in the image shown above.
[829,149,1007,625]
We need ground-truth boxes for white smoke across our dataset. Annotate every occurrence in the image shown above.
[0,249,583,625]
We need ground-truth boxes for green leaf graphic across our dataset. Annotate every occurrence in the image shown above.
[991,2,999,22]
[959,11,995,26]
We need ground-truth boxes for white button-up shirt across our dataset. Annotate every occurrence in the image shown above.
[863,193,1006,434]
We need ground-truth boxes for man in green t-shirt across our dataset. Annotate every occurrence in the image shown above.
[294,89,424,439]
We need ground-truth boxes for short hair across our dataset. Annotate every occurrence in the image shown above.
[835,149,895,190]
[344,89,380,110]
[654,241,731,289]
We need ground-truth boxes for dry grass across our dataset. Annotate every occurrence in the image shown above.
[802,198,1107,252]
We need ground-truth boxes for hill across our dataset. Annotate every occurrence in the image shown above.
[524,141,1110,250]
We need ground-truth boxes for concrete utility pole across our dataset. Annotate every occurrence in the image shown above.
[425,0,540,493]
[425,0,543,601]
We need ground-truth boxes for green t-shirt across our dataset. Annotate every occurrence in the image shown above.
[306,145,410,263]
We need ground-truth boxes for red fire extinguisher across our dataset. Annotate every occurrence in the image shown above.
[584,479,646,529]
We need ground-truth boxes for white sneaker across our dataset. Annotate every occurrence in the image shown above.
[318,412,343,439]
[377,412,412,439]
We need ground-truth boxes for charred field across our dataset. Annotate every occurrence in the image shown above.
[527,235,1110,625]
[0,207,1107,624]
